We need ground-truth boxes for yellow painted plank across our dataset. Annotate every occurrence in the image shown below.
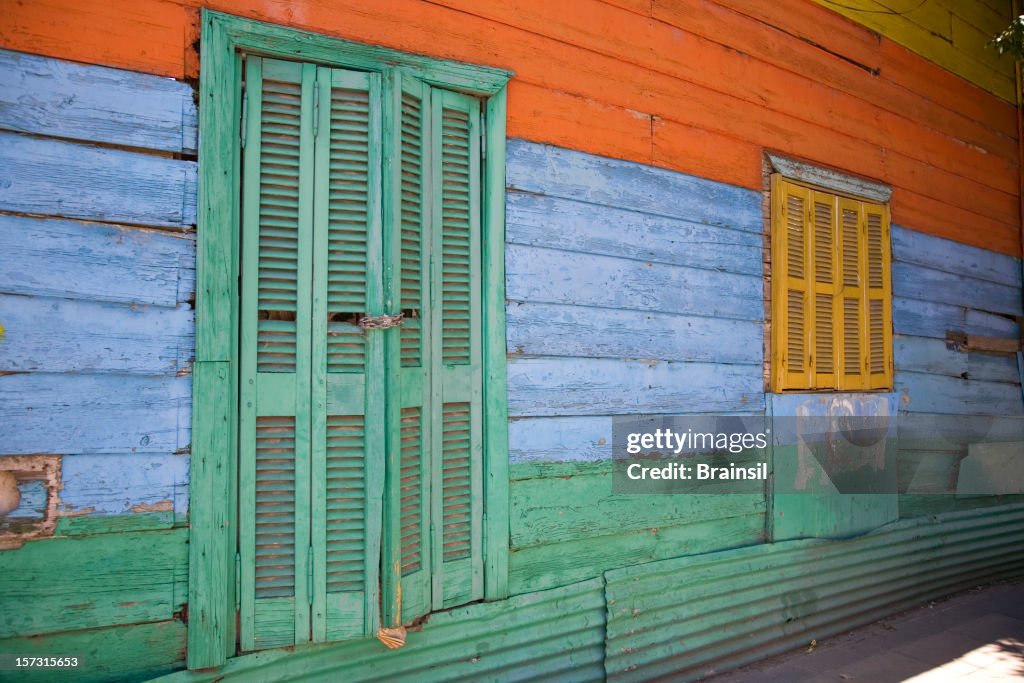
[810,0,1017,102]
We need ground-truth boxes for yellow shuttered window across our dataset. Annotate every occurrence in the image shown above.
[771,175,892,392]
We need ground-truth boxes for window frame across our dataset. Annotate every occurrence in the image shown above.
[189,10,512,668]
[768,167,893,393]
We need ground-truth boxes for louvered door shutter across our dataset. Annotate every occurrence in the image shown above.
[383,74,433,627]
[239,57,315,650]
[309,65,385,641]
[430,89,484,609]
[863,204,892,389]
[837,198,867,391]
[772,176,812,390]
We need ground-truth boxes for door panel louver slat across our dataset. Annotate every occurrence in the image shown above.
[441,402,471,562]
[254,416,297,599]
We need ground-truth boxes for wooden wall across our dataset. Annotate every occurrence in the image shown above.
[0,49,195,681]
[808,0,1016,102]
[0,0,1019,257]
[503,141,768,594]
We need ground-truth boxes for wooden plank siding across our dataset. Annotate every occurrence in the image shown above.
[0,0,1018,255]
[889,226,1024,517]
[504,140,768,595]
[807,0,1016,102]
[0,46,196,679]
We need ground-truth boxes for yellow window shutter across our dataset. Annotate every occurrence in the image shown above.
[772,175,812,391]
[836,198,867,391]
[810,190,838,389]
[864,203,892,389]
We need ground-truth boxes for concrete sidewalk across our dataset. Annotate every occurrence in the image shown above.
[708,580,1024,682]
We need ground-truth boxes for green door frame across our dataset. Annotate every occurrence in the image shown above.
[189,9,511,669]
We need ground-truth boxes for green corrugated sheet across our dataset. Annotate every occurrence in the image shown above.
[154,577,606,683]
[604,503,1024,682]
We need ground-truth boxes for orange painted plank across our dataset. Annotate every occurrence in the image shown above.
[507,82,654,166]
[712,0,1017,141]
[894,190,1020,257]
[428,0,1017,194]
[0,0,189,78]
[652,118,763,190]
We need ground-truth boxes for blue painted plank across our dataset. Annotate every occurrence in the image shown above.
[0,48,197,154]
[0,374,191,454]
[506,244,763,322]
[893,297,1019,339]
[0,214,195,306]
[7,479,47,520]
[505,140,761,233]
[895,371,1023,416]
[506,301,763,364]
[892,261,1022,317]
[969,353,1022,385]
[897,334,1024,385]
[0,295,193,375]
[509,416,614,464]
[60,453,189,518]
[892,225,1021,288]
[895,335,968,378]
[0,132,197,228]
[506,192,763,277]
[507,356,765,417]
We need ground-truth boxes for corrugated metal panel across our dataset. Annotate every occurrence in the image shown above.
[605,503,1024,682]
[157,577,605,683]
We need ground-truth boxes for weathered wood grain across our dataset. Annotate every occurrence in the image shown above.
[893,297,1020,340]
[896,371,1024,416]
[509,513,764,594]
[892,261,1023,317]
[0,48,197,153]
[0,215,195,306]
[60,453,189,518]
[0,528,187,638]
[506,191,763,276]
[0,373,191,454]
[511,469,765,547]
[892,226,1022,288]
[506,244,763,321]
[506,140,762,232]
[507,356,765,416]
[896,335,1022,385]
[0,132,197,228]
[506,301,763,365]
[0,620,186,683]
[509,416,613,464]
[0,295,194,374]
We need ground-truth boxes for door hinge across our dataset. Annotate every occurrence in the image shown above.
[480,120,486,161]
[307,544,314,606]
[235,551,241,610]
[313,81,320,139]
[240,89,248,149]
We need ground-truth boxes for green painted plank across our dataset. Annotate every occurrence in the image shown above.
[511,470,765,548]
[188,6,241,667]
[482,85,510,602]
[54,512,176,536]
[0,528,187,639]
[509,513,765,595]
[0,620,185,683]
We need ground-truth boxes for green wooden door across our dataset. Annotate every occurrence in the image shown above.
[238,57,316,651]
[430,90,484,610]
[239,56,485,649]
